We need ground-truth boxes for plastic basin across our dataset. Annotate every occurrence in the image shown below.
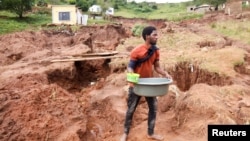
[134,78,173,97]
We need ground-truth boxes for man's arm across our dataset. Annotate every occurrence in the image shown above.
[127,60,137,73]
[154,60,172,79]
[127,66,134,73]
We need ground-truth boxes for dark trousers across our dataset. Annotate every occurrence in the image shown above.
[123,87,157,135]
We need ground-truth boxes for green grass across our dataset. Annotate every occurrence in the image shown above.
[114,8,140,18]
[115,3,203,21]
[0,3,203,34]
[87,18,112,25]
[210,20,250,45]
[199,47,246,76]
[147,3,202,21]
[0,10,51,34]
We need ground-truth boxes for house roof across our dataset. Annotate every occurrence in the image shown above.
[51,5,76,7]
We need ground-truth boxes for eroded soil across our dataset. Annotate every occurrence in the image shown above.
[0,12,250,141]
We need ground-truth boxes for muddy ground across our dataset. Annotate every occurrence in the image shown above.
[0,11,250,141]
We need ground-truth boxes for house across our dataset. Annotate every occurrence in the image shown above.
[105,7,114,16]
[187,4,215,13]
[52,5,77,25]
[242,0,249,5]
[51,5,88,25]
[76,8,88,25]
[194,4,215,13]
[89,5,102,14]
[89,5,103,20]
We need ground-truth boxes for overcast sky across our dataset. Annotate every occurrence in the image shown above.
[131,0,193,3]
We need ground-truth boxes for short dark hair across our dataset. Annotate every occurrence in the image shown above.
[142,26,156,41]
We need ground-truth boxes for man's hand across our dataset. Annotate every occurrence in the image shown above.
[127,67,134,73]
[163,72,172,80]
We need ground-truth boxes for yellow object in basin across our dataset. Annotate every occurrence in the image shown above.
[127,73,140,83]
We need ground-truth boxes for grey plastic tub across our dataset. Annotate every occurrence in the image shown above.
[134,78,173,97]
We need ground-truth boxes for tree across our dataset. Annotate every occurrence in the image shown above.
[0,0,35,18]
[193,0,227,10]
[76,0,96,12]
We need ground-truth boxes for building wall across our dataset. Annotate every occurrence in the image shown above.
[187,6,196,12]
[89,5,102,14]
[52,5,77,24]
[194,6,215,13]
[76,8,88,25]
[187,5,214,13]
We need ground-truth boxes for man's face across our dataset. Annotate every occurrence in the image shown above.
[148,30,158,45]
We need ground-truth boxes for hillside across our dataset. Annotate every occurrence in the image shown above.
[0,11,250,141]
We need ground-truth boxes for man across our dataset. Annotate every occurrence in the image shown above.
[120,26,172,141]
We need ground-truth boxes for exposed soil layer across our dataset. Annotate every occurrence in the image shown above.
[0,12,250,141]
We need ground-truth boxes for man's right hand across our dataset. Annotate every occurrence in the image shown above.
[127,67,134,73]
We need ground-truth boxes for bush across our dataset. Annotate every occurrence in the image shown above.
[132,24,145,37]
[36,7,51,15]
[37,0,48,7]
[77,0,89,12]
[151,5,157,10]
[134,7,152,13]
[68,0,76,4]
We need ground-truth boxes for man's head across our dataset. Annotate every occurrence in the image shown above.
[142,26,158,45]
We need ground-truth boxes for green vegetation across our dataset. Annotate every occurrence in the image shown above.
[0,1,204,35]
[0,0,35,18]
[36,0,69,5]
[211,20,250,44]
[193,0,227,10]
[149,4,203,21]
[0,10,51,34]
[87,18,111,25]
[199,47,246,76]
[115,2,203,21]
[132,24,146,37]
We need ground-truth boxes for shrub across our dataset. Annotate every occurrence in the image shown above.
[68,0,76,4]
[132,24,145,37]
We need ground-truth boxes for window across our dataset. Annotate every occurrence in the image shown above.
[59,12,70,21]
